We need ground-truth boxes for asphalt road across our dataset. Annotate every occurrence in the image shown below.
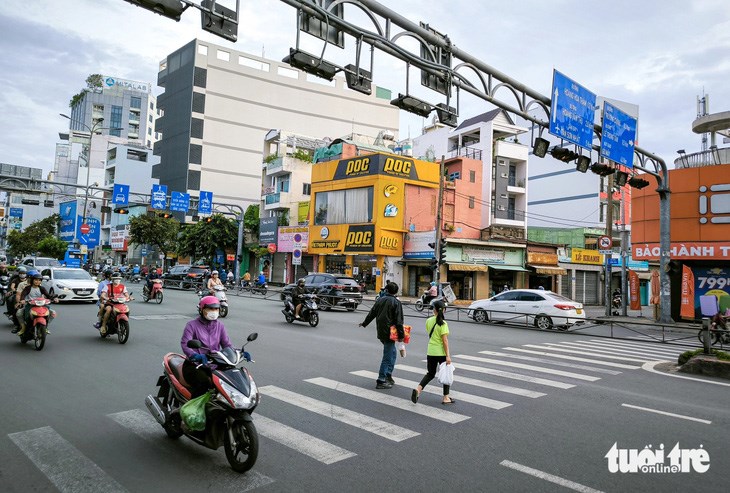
[1,287,728,492]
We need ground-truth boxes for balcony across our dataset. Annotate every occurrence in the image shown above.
[495,140,527,162]
[264,191,290,210]
[507,181,526,194]
[265,156,302,176]
[447,146,483,161]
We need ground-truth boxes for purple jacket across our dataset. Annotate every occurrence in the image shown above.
[181,317,232,358]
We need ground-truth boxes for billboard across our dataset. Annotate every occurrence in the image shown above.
[59,201,77,242]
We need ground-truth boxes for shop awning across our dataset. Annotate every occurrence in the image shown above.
[448,263,488,272]
[527,264,568,275]
[488,265,529,272]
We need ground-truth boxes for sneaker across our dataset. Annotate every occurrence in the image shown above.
[94,322,101,329]
[386,375,395,385]
[375,381,393,390]
[11,328,19,334]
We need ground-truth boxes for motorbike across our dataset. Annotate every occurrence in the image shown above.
[697,313,730,346]
[415,290,448,312]
[99,295,131,344]
[282,293,320,327]
[251,281,267,296]
[0,275,9,306]
[612,293,622,316]
[19,297,55,351]
[198,285,229,318]
[145,333,260,473]
[142,279,164,304]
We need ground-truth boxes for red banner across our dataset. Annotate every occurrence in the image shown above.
[629,270,641,310]
[680,265,695,320]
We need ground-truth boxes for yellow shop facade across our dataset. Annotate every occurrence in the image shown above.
[308,153,440,292]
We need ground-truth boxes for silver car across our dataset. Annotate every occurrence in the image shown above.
[40,267,99,303]
[467,289,585,330]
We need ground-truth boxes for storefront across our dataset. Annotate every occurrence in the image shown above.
[526,248,566,291]
[558,247,604,305]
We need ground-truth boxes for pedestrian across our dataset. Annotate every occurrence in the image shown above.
[359,282,404,389]
[411,300,454,405]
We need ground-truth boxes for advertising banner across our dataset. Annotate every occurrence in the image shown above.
[8,207,23,231]
[259,217,278,246]
[111,225,130,251]
[297,201,310,225]
[690,266,730,319]
[404,231,436,259]
[59,201,77,242]
[680,265,696,320]
[629,270,641,310]
[277,227,309,253]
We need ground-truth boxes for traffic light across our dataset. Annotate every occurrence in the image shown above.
[114,207,129,214]
[576,155,591,173]
[439,238,447,263]
[550,146,580,163]
[123,0,185,21]
[200,0,239,42]
[237,255,243,263]
[206,216,213,223]
[532,137,550,158]
[614,171,629,187]
[428,242,436,250]
[590,163,614,176]
[429,259,439,271]
[158,212,172,219]
[628,176,651,189]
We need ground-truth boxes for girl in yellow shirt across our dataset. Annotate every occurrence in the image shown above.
[411,300,454,405]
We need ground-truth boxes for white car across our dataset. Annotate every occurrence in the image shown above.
[40,267,99,303]
[467,289,585,330]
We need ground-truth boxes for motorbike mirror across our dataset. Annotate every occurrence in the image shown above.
[247,333,258,342]
[187,339,203,349]
[42,276,50,281]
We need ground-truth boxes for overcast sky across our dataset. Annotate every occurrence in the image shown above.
[1,0,729,175]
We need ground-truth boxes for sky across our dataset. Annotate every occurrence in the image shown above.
[1,0,729,176]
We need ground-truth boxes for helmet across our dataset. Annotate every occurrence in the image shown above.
[27,270,39,278]
[111,273,123,280]
[17,266,27,274]
[297,278,305,286]
[198,295,220,312]
[31,272,43,280]
[430,281,437,286]
[104,269,113,278]
[211,270,219,275]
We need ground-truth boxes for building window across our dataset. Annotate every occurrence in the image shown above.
[128,111,138,121]
[194,67,207,88]
[129,123,139,136]
[217,49,230,62]
[130,97,141,109]
[192,92,206,113]
[314,187,373,225]
[110,105,122,137]
[189,144,202,164]
[150,101,154,110]
[469,170,476,183]
[469,196,475,209]
[190,118,204,139]
[275,175,290,193]
[148,127,152,136]
[448,171,461,181]
[198,44,208,56]
[302,183,311,195]
[508,164,516,187]
[507,197,516,220]
[149,114,153,123]
[147,140,151,148]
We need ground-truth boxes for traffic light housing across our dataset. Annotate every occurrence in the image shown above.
[123,0,186,21]
[628,176,651,189]
[159,212,172,219]
[590,163,615,177]
[237,255,243,263]
[429,259,439,271]
[614,171,629,187]
[550,146,580,163]
[206,216,213,223]
[114,207,129,214]
[439,238,447,263]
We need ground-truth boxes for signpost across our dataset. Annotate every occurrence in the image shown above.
[292,248,302,265]
[598,235,613,254]
[80,223,91,235]
[600,102,638,168]
[549,70,597,150]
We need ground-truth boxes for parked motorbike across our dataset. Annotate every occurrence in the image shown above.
[415,291,448,312]
[145,333,260,473]
[282,293,320,327]
[0,275,9,306]
[198,285,229,318]
[99,295,131,344]
[19,297,55,351]
[612,293,622,316]
[142,279,164,304]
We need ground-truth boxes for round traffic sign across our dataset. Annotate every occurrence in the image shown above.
[293,249,302,258]
[80,223,91,234]
[598,235,612,249]
[267,243,277,254]
[293,233,302,244]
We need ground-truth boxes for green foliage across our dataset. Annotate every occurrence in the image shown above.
[292,149,312,162]
[244,204,260,235]
[69,73,103,108]
[250,246,270,258]
[177,214,238,263]
[678,348,730,365]
[6,214,61,257]
[263,153,279,164]
[37,237,69,259]
[277,210,289,227]
[128,213,180,254]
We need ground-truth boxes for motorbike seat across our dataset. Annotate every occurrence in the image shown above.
[163,353,192,400]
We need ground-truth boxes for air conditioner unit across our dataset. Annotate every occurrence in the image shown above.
[500,194,508,199]
[497,205,506,211]
[500,173,508,178]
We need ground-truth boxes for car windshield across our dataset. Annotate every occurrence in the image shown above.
[54,269,92,280]
[336,278,359,286]
[34,258,61,267]
[190,267,208,274]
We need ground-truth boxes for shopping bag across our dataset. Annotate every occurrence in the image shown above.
[389,325,411,344]
[180,391,212,431]
[436,362,455,386]
[396,341,407,357]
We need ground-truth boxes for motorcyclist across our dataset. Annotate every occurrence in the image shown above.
[0,262,9,278]
[207,270,224,294]
[100,273,130,336]
[7,266,28,319]
[257,271,266,286]
[15,271,57,336]
[293,278,307,319]
[94,270,113,328]
[241,271,251,288]
[180,295,233,398]
[424,281,438,306]
[226,269,234,285]
[145,265,161,295]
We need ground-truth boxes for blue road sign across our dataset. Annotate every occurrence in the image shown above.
[600,102,637,168]
[170,191,190,213]
[151,184,168,210]
[198,191,213,214]
[549,70,597,150]
[112,184,130,206]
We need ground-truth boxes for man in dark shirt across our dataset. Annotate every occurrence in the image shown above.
[359,282,404,389]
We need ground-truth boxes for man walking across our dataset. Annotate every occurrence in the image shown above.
[359,282,404,389]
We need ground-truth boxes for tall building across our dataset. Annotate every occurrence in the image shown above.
[153,39,399,214]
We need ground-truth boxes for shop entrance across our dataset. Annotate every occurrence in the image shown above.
[447,272,472,301]
[408,266,435,297]
[352,255,377,291]
[325,255,347,274]
[489,270,515,297]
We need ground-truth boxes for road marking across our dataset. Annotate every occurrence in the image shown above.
[500,460,604,493]
[449,362,575,389]
[108,409,275,491]
[567,340,681,358]
[588,338,687,355]
[503,347,639,369]
[528,344,657,363]
[642,361,730,387]
[544,341,675,361]
[455,354,601,382]
[259,385,420,440]
[396,364,546,398]
[478,350,622,375]
[130,314,189,320]
[8,426,128,493]
[620,403,712,424]
[304,378,470,424]
[351,370,512,410]
[255,415,357,464]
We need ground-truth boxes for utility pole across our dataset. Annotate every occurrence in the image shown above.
[604,173,614,317]
[434,155,445,296]
[620,187,628,316]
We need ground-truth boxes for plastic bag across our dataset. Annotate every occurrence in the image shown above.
[436,362,455,386]
[180,391,212,431]
[396,341,406,357]
[389,325,411,343]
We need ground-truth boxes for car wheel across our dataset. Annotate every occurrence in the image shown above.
[473,309,488,323]
[535,315,553,330]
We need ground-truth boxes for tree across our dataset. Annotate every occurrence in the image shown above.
[69,73,104,109]
[37,237,69,260]
[128,213,180,255]
[243,204,260,235]
[6,214,61,257]
[177,214,238,263]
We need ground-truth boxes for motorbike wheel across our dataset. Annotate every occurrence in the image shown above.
[260,287,267,296]
[142,294,149,303]
[224,420,259,473]
[697,329,718,346]
[535,315,553,330]
[415,300,425,312]
[308,312,319,327]
[117,320,130,344]
[220,305,229,318]
[34,324,46,351]
[285,314,294,323]
[155,291,163,304]
[0,294,5,306]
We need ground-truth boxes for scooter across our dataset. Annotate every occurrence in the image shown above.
[197,285,229,318]
[19,297,56,351]
[612,293,622,316]
[415,290,448,312]
[145,333,260,473]
[142,279,164,304]
[99,295,131,344]
[282,293,320,327]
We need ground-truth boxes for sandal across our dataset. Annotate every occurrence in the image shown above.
[441,399,456,405]
[411,389,419,404]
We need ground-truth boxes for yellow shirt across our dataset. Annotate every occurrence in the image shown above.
[426,316,449,356]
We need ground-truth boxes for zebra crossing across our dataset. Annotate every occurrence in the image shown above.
[8,338,685,489]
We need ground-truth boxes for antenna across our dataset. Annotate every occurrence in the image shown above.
[697,91,709,151]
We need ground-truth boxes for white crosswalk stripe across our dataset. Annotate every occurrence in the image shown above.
[478,350,622,375]
[396,364,546,398]
[502,347,640,369]
[452,362,575,389]
[587,339,686,355]
[350,370,512,410]
[304,377,470,424]
[572,340,682,358]
[259,385,420,441]
[541,342,673,361]
[8,426,128,493]
[523,344,656,363]
[455,354,601,382]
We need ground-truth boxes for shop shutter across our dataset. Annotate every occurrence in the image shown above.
[574,270,600,305]
[560,273,572,299]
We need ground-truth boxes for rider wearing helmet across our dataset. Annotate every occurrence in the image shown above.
[293,278,307,319]
[100,273,130,336]
[424,281,438,306]
[14,271,56,336]
[6,266,27,316]
[207,269,223,294]
[180,295,233,397]
[145,264,161,295]
[95,270,114,327]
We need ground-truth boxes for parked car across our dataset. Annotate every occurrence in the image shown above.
[467,289,585,330]
[281,273,362,311]
[40,267,99,303]
[21,257,62,269]
[162,264,209,289]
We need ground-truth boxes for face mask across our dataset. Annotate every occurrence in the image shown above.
[113,280,121,286]
[205,310,219,321]
[19,274,27,279]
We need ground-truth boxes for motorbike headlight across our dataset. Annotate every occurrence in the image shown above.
[219,380,256,409]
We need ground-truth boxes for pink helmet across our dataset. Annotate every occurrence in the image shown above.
[199,295,220,311]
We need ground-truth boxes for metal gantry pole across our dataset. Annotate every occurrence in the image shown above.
[434,155,445,296]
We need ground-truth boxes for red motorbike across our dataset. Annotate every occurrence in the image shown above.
[143,279,164,304]
[19,297,54,351]
[100,296,131,344]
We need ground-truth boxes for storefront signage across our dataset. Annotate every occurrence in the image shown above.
[462,247,505,263]
[384,184,398,197]
[332,154,419,181]
[277,227,309,253]
[311,240,340,249]
[344,224,375,252]
[297,201,310,225]
[526,252,559,265]
[404,231,436,259]
[608,256,649,271]
[259,217,278,246]
[633,242,730,260]
[379,232,400,252]
[384,204,398,217]
[570,247,604,265]
[308,224,403,256]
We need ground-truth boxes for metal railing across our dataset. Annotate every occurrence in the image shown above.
[674,147,730,168]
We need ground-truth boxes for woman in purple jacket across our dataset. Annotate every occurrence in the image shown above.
[181,295,233,397]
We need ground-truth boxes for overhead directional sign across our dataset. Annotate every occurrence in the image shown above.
[549,70,597,150]
[112,184,130,206]
[600,102,637,168]
[151,184,168,210]
[170,191,190,213]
